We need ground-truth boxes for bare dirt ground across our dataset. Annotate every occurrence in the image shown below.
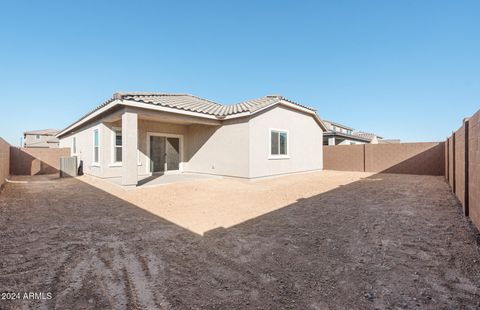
[0,171,479,309]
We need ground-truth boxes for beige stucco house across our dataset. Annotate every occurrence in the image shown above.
[24,129,60,148]
[57,92,326,186]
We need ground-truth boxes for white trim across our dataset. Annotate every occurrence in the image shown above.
[57,99,121,138]
[269,128,289,159]
[110,126,122,164]
[108,126,142,167]
[146,132,184,174]
[92,126,101,166]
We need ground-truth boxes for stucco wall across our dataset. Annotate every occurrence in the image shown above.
[59,121,104,177]
[0,138,10,188]
[248,105,323,178]
[185,119,250,178]
[102,119,190,178]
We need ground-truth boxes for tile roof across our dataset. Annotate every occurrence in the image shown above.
[58,92,323,137]
[352,131,383,141]
[24,129,60,135]
[322,120,354,131]
[117,93,316,117]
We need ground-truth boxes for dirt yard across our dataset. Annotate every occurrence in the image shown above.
[0,171,479,309]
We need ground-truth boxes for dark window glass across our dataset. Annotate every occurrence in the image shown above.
[280,132,287,155]
[271,131,279,155]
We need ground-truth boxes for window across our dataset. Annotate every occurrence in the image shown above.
[270,130,288,157]
[93,129,99,163]
[73,137,77,154]
[35,135,40,139]
[114,130,122,162]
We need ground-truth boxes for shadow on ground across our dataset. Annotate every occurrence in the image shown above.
[0,172,479,309]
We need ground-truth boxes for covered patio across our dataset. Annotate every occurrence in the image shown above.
[101,103,222,187]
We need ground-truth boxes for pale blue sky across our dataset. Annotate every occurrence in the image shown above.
[0,0,479,145]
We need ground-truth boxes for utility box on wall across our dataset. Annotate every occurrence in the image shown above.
[59,156,77,178]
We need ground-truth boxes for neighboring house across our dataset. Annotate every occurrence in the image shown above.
[24,129,60,148]
[57,92,327,186]
[323,120,386,145]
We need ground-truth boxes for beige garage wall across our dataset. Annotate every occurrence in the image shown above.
[0,138,10,187]
[248,105,323,178]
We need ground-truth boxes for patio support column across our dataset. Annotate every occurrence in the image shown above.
[121,110,138,186]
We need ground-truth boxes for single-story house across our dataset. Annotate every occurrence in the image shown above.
[24,129,60,148]
[57,92,327,186]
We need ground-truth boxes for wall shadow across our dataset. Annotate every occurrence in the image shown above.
[375,143,445,176]
[10,147,59,175]
[1,171,479,309]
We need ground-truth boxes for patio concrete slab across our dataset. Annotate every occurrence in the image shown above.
[102,172,221,188]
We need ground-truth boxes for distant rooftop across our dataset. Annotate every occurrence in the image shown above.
[323,120,354,131]
[24,129,59,136]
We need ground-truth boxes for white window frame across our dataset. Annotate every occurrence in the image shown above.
[92,127,100,167]
[146,132,184,174]
[110,127,122,165]
[108,126,142,167]
[269,128,290,160]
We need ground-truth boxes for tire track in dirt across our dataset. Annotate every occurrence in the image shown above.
[47,237,171,310]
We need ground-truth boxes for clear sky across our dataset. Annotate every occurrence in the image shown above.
[1,0,479,145]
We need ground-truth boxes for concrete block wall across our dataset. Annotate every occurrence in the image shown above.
[365,142,444,175]
[468,111,480,230]
[10,147,70,175]
[0,138,10,188]
[454,125,466,209]
[323,145,365,172]
[324,142,445,176]
[448,136,455,189]
[446,109,480,232]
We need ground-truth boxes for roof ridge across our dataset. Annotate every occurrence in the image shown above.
[115,92,223,106]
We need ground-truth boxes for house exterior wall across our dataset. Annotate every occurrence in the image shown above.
[60,118,191,179]
[185,119,250,178]
[59,105,324,180]
[102,119,189,178]
[59,121,105,177]
[248,105,323,178]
